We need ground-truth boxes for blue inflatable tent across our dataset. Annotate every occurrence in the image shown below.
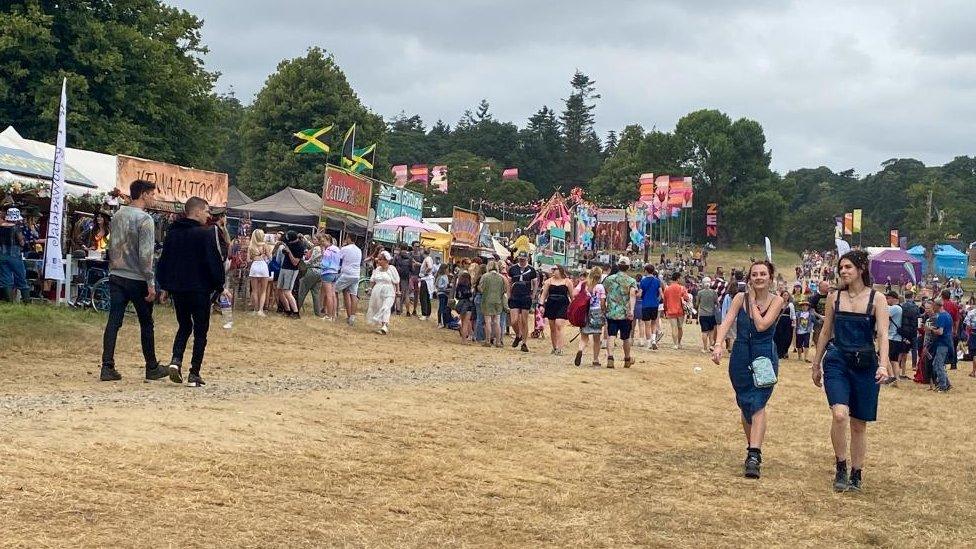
[934,244,968,279]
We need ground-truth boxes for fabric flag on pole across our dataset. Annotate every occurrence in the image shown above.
[502,168,518,180]
[654,175,670,202]
[349,143,375,174]
[638,173,655,205]
[764,236,772,262]
[836,239,851,257]
[409,164,429,184]
[340,124,356,170]
[392,165,408,187]
[430,165,448,192]
[844,213,853,236]
[43,77,67,281]
[903,261,917,284]
[293,125,333,153]
[852,209,862,234]
[834,216,843,239]
[889,229,899,247]
[668,176,686,208]
[682,176,693,208]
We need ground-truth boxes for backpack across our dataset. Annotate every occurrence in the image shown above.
[568,282,591,328]
[898,301,920,342]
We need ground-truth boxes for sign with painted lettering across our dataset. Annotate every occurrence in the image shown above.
[322,165,372,220]
[706,203,718,238]
[451,207,480,247]
[374,183,424,243]
[116,155,228,208]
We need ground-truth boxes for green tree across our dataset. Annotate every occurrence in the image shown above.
[386,113,432,166]
[516,106,563,196]
[0,0,220,167]
[588,125,645,204]
[602,130,618,159]
[237,48,385,197]
[904,177,962,273]
[559,71,603,188]
[451,101,520,167]
[212,93,246,185]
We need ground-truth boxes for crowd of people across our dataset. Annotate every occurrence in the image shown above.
[6,181,976,494]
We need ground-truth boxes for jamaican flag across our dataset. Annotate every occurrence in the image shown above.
[350,144,376,174]
[293,125,332,154]
[340,124,357,169]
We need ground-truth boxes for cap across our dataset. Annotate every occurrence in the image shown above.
[617,256,631,266]
[517,251,528,259]
[4,207,23,222]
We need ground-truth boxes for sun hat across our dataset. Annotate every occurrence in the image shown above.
[617,256,631,266]
[4,207,23,222]
[379,250,392,261]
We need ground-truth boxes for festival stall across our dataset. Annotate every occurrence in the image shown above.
[529,192,572,267]
[869,249,921,285]
[374,183,424,244]
[449,206,481,260]
[227,186,324,233]
[934,244,968,279]
[321,165,372,241]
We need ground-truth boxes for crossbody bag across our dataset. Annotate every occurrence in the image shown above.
[746,293,777,388]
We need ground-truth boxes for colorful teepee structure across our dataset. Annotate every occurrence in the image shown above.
[528,191,572,232]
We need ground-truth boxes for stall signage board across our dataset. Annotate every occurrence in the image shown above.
[374,183,424,243]
[322,165,372,220]
[451,207,480,247]
[116,155,228,209]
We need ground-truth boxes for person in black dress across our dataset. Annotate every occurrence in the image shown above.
[541,265,576,355]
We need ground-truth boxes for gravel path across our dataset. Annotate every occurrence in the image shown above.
[0,358,552,416]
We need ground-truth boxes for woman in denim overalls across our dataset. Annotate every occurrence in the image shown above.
[712,261,785,479]
[812,250,890,493]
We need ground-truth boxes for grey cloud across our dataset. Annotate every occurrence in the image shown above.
[169,0,974,175]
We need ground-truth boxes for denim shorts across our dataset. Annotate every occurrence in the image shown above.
[321,272,339,283]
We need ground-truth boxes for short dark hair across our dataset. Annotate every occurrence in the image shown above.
[185,196,208,215]
[941,289,951,300]
[129,179,156,200]
[905,291,915,299]
[644,264,656,275]
[671,271,681,281]
[286,230,298,242]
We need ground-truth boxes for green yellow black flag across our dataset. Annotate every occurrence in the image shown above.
[293,125,333,154]
[350,144,376,174]
[340,124,356,169]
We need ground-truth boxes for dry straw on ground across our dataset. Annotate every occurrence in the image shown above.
[0,291,974,547]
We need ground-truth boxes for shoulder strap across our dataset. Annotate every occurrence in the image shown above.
[834,289,841,311]
[867,289,876,314]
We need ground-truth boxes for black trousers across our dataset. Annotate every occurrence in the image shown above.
[419,280,432,317]
[101,275,158,369]
[170,291,212,376]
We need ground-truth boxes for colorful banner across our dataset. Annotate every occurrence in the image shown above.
[654,175,670,202]
[409,164,429,184]
[596,208,626,222]
[835,216,843,239]
[683,176,694,208]
[852,209,862,234]
[575,204,596,250]
[502,168,519,180]
[451,207,480,247]
[638,173,655,206]
[116,155,229,209]
[627,202,648,248]
[391,164,408,187]
[322,165,372,220]
[430,165,448,192]
[42,78,67,281]
[889,230,899,247]
[706,203,718,238]
[843,212,853,236]
[374,184,424,243]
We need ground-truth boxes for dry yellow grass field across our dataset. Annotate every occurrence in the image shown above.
[1,296,974,547]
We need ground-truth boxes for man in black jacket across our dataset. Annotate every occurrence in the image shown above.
[157,196,226,387]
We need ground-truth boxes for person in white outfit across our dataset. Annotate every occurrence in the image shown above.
[366,251,400,334]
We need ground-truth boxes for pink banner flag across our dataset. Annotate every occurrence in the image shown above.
[502,168,518,180]
[409,164,429,184]
[431,165,448,192]
[654,175,670,202]
[683,176,693,208]
[391,164,408,187]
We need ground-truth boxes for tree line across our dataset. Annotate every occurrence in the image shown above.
[3,1,974,249]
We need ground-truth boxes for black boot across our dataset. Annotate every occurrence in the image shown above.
[833,459,849,492]
[848,468,862,492]
[744,447,761,479]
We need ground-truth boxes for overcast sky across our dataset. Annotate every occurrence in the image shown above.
[167,0,975,175]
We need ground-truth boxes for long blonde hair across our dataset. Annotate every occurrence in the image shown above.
[587,267,603,290]
[248,229,267,257]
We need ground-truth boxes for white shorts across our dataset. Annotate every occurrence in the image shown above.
[335,274,359,296]
[249,260,270,278]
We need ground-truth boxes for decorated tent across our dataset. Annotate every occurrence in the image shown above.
[528,192,572,231]
[934,244,968,279]
[869,249,921,284]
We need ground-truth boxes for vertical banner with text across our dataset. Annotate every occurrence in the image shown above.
[706,203,718,239]
[42,78,67,281]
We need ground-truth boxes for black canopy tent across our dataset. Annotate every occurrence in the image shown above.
[227,186,367,236]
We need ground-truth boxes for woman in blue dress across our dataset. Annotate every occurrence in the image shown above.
[712,261,785,479]
[811,250,889,492]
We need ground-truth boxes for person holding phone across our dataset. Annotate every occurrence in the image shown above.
[712,260,784,479]
[811,250,890,493]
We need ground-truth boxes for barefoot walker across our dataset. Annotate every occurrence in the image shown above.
[812,250,889,492]
[712,261,784,479]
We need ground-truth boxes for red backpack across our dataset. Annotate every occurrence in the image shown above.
[567,282,591,328]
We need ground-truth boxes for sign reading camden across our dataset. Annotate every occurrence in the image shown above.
[323,165,372,219]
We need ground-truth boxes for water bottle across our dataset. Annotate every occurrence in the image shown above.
[219,293,233,329]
